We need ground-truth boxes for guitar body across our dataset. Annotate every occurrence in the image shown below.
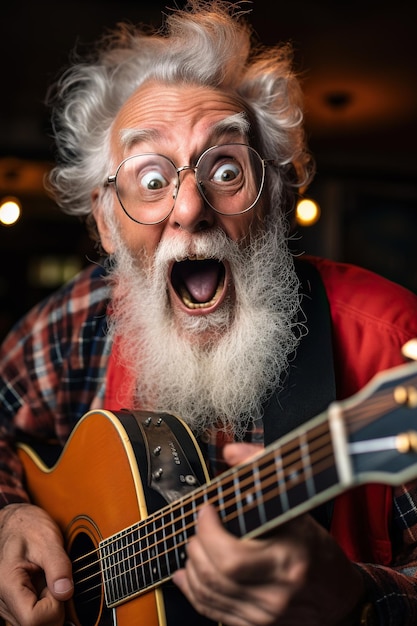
[17,409,215,626]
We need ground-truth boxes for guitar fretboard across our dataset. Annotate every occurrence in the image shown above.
[99,416,338,608]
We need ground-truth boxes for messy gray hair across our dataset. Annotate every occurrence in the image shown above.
[46,0,313,243]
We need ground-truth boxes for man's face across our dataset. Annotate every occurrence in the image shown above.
[96,82,266,339]
[97,83,300,433]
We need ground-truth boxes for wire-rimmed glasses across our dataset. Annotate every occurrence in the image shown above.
[106,143,274,225]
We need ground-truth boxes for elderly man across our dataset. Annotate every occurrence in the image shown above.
[1,2,417,625]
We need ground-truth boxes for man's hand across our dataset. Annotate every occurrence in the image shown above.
[0,503,73,626]
[173,442,365,626]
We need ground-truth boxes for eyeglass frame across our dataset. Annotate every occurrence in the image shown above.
[105,142,276,226]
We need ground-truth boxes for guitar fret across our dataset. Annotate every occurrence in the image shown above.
[151,518,162,583]
[161,511,173,578]
[123,532,132,599]
[274,450,290,513]
[299,432,315,499]
[252,463,267,526]
[178,503,188,565]
[101,533,116,606]
[233,473,246,536]
[100,541,110,606]
[115,535,123,601]
[287,441,317,510]
[168,508,180,570]
[216,478,227,523]
[122,533,131,598]
[129,526,141,594]
[111,536,120,603]
[142,518,152,589]
[191,490,199,533]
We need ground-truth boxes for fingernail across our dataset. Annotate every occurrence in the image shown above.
[54,578,74,594]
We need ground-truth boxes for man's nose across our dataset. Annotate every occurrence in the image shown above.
[169,169,215,233]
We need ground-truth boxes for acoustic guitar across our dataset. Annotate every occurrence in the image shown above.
[17,359,417,626]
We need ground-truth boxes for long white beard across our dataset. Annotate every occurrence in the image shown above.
[106,223,302,440]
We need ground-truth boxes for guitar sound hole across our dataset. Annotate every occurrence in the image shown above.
[69,531,109,626]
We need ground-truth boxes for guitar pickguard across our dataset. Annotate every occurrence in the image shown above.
[134,411,203,503]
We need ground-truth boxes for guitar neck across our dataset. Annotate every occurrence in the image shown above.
[98,359,417,609]
[99,410,339,608]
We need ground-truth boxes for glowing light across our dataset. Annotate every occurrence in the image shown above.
[27,256,83,288]
[0,197,21,225]
[295,198,320,226]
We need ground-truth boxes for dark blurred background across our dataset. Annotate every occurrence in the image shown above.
[1,0,416,341]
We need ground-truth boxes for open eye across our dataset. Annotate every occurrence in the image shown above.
[140,170,169,190]
[212,161,241,184]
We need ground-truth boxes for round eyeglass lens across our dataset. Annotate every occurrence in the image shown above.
[114,153,177,224]
[113,144,266,224]
[196,144,266,215]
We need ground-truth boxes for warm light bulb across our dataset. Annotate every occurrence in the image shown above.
[0,197,21,225]
[295,198,320,226]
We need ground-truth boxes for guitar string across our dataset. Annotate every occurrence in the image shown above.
[73,417,329,571]
[345,392,397,433]
[73,455,339,607]
[70,428,333,593]
[71,390,399,606]
[70,390,399,607]
[70,420,335,605]
[92,387,397,575]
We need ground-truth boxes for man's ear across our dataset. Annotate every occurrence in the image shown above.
[92,189,115,254]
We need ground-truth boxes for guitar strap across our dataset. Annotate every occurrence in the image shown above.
[262,257,336,445]
[261,257,336,531]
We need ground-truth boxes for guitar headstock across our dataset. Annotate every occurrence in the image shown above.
[334,356,417,485]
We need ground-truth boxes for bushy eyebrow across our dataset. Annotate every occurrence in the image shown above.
[119,128,161,151]
[210,112,250,139]
[118,112,250,152]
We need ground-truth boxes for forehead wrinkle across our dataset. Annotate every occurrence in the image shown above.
[120,112,249,150]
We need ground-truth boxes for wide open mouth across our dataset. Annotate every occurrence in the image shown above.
[170,258,227,310]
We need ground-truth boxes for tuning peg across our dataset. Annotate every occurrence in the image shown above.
[396,431,417,454]
[402,339,417,361]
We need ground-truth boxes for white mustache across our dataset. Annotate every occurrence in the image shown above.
[153,229,238,271]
